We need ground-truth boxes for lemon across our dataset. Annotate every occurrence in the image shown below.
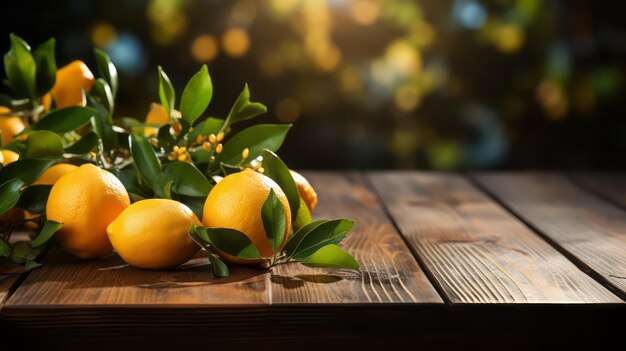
[0,106,26,145]
[43,60,95,109]
[46,163,130,258]
[107,199,200,269]
[1,149,19,165]
[289,170,318,212]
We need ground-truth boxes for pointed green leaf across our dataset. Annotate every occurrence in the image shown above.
[0,239,10,257]
[16,184,52,213]
[208,253,229,277]
[196,226,261,260]
[25,260,43,271]
[261,189,287,252]
[225,83,267,126]
[94,48,118,97]
[0,178,24,216]
[24,130,64,158]
[283,220,328,257]
[284,219,354,260]
[163,180,174,199]
[30,220,63,248]
[261,149,299,219]
[161,161,212,197]
[0,159,55,184]
[293,196,313,232]
[129,134,162,194]
[4,33,36,99]
[186,117,223,143]
[65,132,99,154]
[91,78,114,113]
[158,66,175,116]
[33,38,56,96]
[35,106,97,133]
[213,124,291,168]
[180,64,212,123]
[301,244,360,271]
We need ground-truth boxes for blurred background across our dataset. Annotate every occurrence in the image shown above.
[1,0,625,170]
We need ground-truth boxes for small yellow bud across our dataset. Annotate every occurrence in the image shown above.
[241,148,249,159]
[208,134,217,143]
[216,131,225,142]
[168,154,176,161]
[254,162,263,171]
[173,145,179,152]
[178,153,188,161]
[216,143,223,154]
[202,142,210,151]
[257,167,264,174]
[178,146,187,153]
[188,127,194,132]
[195,135,204,144]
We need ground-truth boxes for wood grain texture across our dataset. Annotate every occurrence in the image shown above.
[4,251,270,307]
[569,173,626,209]
[475,172,626,300]
[271,172,443,304]
[369,171,620,304]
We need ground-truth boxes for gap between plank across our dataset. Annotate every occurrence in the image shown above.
[565,173,626,212]
[363,172,451,307]
[467,173,626,302]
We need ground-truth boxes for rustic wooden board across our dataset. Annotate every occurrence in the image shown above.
[0,274,19,307]
[369,171,621,304]
[569,173,626,209]
[271,172,443,304]
[474,172,626,300]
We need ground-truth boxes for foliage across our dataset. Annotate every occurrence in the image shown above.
[0,34,359,275]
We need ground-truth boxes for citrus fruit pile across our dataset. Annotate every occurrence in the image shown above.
[0,34,358,275]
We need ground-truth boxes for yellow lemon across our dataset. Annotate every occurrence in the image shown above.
[46,60,95,109]
[32,163,79,185]
[202,170,291,263]
[107,199,200,269]
[1,149,20,165]
[0,106,26,145]
[289,170,318,212]
[47,163,130,259]
[144,102,182,137]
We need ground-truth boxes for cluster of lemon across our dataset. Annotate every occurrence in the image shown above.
[1,59,318,270]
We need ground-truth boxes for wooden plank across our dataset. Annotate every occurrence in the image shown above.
[0,231,33,308]
[0,273,20,307]
[569,173,626,209]
[4,251,270,307]
[474,172,626,300]
[271,172,443,304]
[369,171,621,304]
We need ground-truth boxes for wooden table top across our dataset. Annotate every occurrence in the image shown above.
[0,172,624,349]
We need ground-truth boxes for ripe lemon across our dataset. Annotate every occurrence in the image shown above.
[32,163,79,185]
[1,149,19,165]
[47,163,129,259]
[44,60,95,109]
[0,106,26,145]
[107,199,200,269]
[144,102,182,137]
[203,170,291,263]
[289,170,318,212]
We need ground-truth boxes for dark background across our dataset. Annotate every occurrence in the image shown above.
[1,0,625,170]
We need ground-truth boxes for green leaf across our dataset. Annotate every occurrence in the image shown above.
[91,78,114,113]
[4,33,36,100]
[0,239,9,257]
[25,260,43,271]
[0,158,55,184]
[113,165,147,197]
[160,161,212,197]
[214,124,291,168]
[195,226,261,260]
[30,220,63,248]
[261,189,287,252]
[186,117,223,143]
[284,219,355,260]
[179,194,205,219]
[158,66,175,116]
[225,83,267,127]
[32,38,56,96]
[91,103,117,151]
[163,180,174,199]
[261,149,299,219]
[207,253,229,277]
[35,106,97,133]
[65,132,99,154]
[301,244,360,271]
[0,178,24,216]
[94,48,118,97]
[293,197,313,232]
[10,241,42,264]
[157,124,174,150]
[129,134,162,194]
[180,64,212,123]
[16,184,52,213]
[24,130,64,158]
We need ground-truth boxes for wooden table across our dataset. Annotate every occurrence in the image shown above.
[0,172,624,349]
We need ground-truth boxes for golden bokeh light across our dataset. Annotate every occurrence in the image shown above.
[222,27,250,58]
[350,0,380,26]
[493,24,525,53]
[91,22,117,48]
[147,0,188,46]
[190,34,219,62]
[536,79,568,120]
[275,97,302,122]
[394,84,421,111]
[386,40,422,76]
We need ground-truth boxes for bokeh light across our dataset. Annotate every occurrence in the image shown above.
[190,34,219,63]
[222,27,250,58]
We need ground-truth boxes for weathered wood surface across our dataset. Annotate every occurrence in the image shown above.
[569,173,626,209]
[271,172,442,304]
[474,172,626,300]
[369,172,620,304]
